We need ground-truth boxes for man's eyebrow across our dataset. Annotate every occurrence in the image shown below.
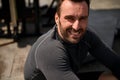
[64,15,75,18]
[64,15,88,20]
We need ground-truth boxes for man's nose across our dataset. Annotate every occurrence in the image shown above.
[72,20,81,30]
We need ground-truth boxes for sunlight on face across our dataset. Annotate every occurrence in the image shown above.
[55,0,89,44]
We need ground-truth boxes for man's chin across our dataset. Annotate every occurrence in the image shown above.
[69,39,80,44]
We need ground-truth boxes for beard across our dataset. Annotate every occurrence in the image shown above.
[57,20,86,44]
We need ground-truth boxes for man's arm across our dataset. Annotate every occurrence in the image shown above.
[35,46,80,80]
[88,31,120,79]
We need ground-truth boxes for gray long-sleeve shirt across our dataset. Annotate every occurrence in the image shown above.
[24,25,120,80]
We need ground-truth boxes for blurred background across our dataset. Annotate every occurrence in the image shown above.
[0,0,120,80]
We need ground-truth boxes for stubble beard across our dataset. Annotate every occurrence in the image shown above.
[58,21,84,44]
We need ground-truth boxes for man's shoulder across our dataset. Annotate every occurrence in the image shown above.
[33,27,65,52]
[34,27,55,45]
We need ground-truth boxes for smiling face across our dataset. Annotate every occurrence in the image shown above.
[55,0,89,44]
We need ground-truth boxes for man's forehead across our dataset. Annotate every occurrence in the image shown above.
[61,0,87,7]
[61,0,88,11]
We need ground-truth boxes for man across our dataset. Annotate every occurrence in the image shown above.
[24,0,120,80]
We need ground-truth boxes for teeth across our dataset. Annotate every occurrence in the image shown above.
[72,30,80,33]
[68,29,83,35]
[71,31,80,35]
[71,29,81,33]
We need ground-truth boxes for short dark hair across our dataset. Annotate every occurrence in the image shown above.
[56,0,90,16]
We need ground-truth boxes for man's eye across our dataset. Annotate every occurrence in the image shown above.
[79,17,88,21]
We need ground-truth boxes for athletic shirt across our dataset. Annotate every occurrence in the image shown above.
[24,25,120,80]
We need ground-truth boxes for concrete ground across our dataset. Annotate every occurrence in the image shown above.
[0,36,40,80]
[0,37,33,80]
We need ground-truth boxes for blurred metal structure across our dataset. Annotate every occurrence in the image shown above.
[0,0,41,38]
[0,0,11,37]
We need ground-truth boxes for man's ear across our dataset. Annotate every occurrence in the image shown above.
[55,13,59,25]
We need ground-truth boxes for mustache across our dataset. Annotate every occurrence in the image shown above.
[68,28,84,33]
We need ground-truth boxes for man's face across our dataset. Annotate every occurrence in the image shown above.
[55,0,89,44]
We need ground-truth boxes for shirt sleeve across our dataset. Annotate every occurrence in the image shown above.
[88,31,120,79]
[35,44,80,80]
